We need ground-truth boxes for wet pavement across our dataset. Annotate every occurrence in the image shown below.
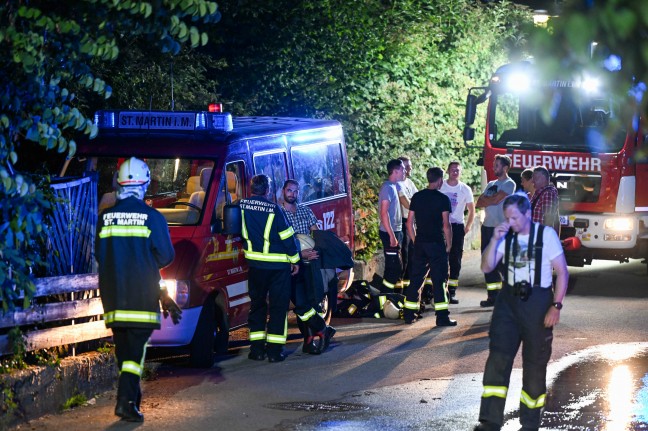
[263,343,648,430]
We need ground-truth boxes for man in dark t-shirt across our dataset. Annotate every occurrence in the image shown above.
[404,167,455,326]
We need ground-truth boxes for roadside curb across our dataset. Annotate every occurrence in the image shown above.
[1,352,116,430]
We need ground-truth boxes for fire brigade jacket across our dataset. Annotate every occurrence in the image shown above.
[240,195,300,269]
[95,196,175,329]
[312,230,354,270]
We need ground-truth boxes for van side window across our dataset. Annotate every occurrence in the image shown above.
[253,152,287,203]
[292,143,346,203]
[215,161,245,218]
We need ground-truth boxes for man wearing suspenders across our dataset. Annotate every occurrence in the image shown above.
[475,193,569,431]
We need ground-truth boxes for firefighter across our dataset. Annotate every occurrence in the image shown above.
[240,175,300,363]
[95,157,180,422]
[475,193,568,431]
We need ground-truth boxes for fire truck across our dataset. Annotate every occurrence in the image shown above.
[463,61,648,272]
[65,109,355,366]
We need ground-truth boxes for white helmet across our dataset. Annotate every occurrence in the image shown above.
[383,300,401,320]
[117,157,150,186]
[296,233,315,251]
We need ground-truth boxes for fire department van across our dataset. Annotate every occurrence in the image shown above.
[67,109,355,367]
[463,61,648,272]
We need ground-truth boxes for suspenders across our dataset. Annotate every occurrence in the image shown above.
[504,223,545,288]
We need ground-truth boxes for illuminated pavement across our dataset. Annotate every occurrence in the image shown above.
[269,343,648,430]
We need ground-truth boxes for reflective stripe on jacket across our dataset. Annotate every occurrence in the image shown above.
[240,196,299,269]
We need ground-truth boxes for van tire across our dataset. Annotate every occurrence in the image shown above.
[189,294,229,367]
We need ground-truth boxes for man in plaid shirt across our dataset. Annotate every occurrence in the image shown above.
[530,166,561,233]
[281,179,336,354]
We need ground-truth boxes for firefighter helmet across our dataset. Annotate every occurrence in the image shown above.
[296,233,315,251]
[383,300,401,320]
[117,157,150,186]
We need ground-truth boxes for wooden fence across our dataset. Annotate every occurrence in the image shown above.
[0,274,108,356]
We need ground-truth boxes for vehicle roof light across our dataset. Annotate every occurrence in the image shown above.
[208,103,223,113]
[93,110,233,132]
[506,72,531,93]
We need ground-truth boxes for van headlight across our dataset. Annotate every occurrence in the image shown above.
[604,218,633,231]
[160,279,190,308]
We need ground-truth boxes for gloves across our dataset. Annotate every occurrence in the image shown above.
[160,290,182,325]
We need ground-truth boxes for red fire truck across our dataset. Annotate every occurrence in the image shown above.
[66,109,355,366]
[463,61,648,272]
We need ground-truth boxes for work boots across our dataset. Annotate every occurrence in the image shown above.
[302,326,321,355]
[115,398,144,422]
[316,326,336,353]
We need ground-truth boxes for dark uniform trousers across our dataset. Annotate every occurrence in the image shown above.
[481,225,503,299]
[293,260,326,335]
[403,241,449,320]
[248,267,292,355]
[379,230,403,294]
[447,223,465,296]
[113,327,153,405]
[400,218,414,287]
[479,284,553,429]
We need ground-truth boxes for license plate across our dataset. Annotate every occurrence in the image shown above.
[560,215,569,226]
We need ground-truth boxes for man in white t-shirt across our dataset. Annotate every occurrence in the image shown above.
[474,192,568,431]
[398,156,418,292]
[440,161,475,304]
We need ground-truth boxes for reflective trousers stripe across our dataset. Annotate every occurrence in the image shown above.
[520,389,546,409]
[425,278,432,285]
[378,295,386,310]
[486,282,502,291]
[447,279,459,287]
[267,317,288,345]
[121,360,143,377]
[482,385,508,398]
[297,308,316,322]
[404,300,419,310]
[434,301,449,311]
[249,331,266,341]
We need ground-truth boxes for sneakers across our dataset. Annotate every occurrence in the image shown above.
[115,400,144,422]
[480,298,496,307]
[317,326,336,353]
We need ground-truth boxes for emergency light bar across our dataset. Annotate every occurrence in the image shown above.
[94,110,233,132]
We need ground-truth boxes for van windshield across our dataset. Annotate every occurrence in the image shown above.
[92,157,215,226]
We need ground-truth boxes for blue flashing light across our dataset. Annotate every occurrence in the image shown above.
[94,111,115,128]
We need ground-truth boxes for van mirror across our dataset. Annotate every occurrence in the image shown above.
[465,87,490,127]
[222,204,242,235]
[465,94,478,126]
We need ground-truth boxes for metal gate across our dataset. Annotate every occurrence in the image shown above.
[48,174,98,275]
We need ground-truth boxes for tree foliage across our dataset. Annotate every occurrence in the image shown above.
[530,0,648,116]
[0,0,221,307]
[210,0,531,258]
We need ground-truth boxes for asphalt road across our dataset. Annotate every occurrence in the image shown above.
[16,251,648,431]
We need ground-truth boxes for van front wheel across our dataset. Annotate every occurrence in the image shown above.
[189,295,229,367]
